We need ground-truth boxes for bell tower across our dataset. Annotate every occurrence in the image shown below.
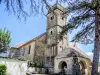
[45,3,68,68]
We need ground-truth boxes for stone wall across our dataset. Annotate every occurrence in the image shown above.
[54,57,73,73]
[54,56,91,75]
[20,41,36,61]
[0,58,28,75]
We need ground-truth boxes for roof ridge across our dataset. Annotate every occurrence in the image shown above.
[13,42,25,48]
[69,46,90,58]
[19,32,46,48]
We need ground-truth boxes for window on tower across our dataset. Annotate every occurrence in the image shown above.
[62,17,64,20]
[51,16,54,20]
[51,31,53,35]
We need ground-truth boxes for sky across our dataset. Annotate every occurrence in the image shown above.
[0,2,94,60]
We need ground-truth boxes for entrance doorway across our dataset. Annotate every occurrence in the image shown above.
[59,61,67,69]
[58,61,67,74]
[79,61,86,75]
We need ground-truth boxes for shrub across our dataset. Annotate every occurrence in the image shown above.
[28,61,44,68]
[0,64,7,75]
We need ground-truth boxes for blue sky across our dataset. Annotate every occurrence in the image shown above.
[0,2,94,59]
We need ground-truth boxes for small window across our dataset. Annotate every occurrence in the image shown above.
[22,49,25,56]
[51,16,54,20]
[51,31,53,35]
[28,45,31,54]
[62,17,64,20]
[47,57,49,61]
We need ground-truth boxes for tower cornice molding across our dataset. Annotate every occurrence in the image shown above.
[46,25,64,30]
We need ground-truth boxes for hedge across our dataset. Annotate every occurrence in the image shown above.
[0,64,7,75]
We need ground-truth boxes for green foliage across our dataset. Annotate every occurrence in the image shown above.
[64,0,100,44]
[67,24,75,29]
[64,0,100,74]
[59,24,74,40]
[0,64,7,75]
[28,60,44,68]
[28,61,36,67]
[0,56,26,61]
[0,28,11,53]
[98,63,100,66]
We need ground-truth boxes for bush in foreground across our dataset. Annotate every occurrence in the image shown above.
[0,64,7,75]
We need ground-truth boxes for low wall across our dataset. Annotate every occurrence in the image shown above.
[33,74,59,75]
[0,58,28,75]
[33,74,48,75]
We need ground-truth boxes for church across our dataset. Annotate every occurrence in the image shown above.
[10,3,91,75]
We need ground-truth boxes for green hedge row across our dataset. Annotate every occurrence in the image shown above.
[0,64,7,75]
[0,56,26,61]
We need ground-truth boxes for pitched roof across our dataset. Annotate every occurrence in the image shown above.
[69,44,90,58]
[56,45,90,59]
[19,32,46,48]
[53,3,66,11]
[13,42,25,48]
[56,48,81,58]
[47,3,66,15]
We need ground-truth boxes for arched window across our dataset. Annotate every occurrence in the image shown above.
[51,16,54,20]
[62,17,64,20]
[28,45,31,54]
[51,31,53,35]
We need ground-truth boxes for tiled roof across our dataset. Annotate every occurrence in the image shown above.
[56,48,81,58]
[13,42,25,48]
[56,45,90,59]
[69,44,90,58]
[19,32,46,48]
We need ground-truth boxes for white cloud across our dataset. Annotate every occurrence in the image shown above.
[0,51,9,57]
[86,52,93,61]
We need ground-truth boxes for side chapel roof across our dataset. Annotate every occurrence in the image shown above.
[56,45,90,59]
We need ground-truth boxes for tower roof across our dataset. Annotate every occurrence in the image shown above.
[47,3,66,14]
[53,3,66,11]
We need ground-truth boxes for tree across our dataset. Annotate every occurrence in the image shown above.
[60,0,100,75]
[0,0,58,20]
[1,0,100,74]
[0,0,48,20]
[0,28,11,53]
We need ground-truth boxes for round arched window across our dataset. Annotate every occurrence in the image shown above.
[51,31,53,35]
[51,16,54,20]
[62,17,64,20]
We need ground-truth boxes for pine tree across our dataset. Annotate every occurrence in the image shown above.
[60,0,100,75]
[1,0,100,74]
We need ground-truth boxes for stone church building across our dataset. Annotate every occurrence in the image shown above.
[10,3,91,75]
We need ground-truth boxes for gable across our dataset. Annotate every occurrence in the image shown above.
[19,32,46,48]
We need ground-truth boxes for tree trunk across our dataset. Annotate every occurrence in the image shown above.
[91,6,100,75]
